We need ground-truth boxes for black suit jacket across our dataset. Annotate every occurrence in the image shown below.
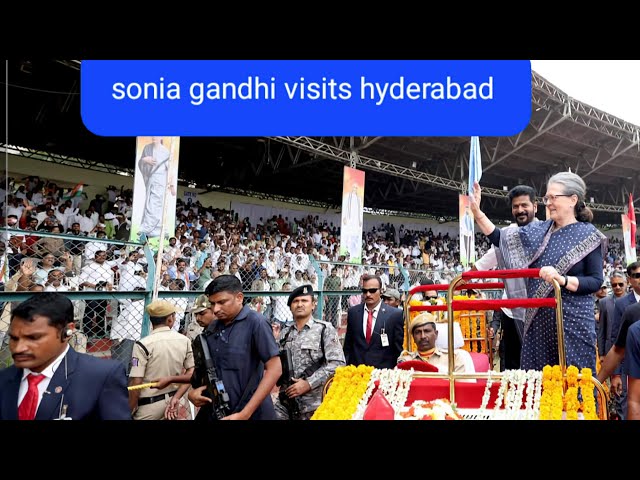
[611,292,638,374]
[0,347,132,420]
[343,302,404,369]
[597,295,617,356]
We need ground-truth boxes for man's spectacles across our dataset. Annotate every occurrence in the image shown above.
[611,283,625,287]
[542,194,573,205]
[425,295,439,300]
[629,272,640,279]
[362,288,379,294]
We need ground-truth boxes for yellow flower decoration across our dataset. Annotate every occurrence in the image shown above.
[539,364,564,420]
[311,365,374,420]
[579,367,598,420]
[540,364,599,420]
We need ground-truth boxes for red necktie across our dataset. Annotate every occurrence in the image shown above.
[365,309,374,344]
[18,373,45,421]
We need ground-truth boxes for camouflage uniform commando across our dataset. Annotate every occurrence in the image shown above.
[275,316,346,419]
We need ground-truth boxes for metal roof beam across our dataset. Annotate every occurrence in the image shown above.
[271,136,509,197]
[582,139,638,179]
[270,136,633,215]
[484,110,569,172]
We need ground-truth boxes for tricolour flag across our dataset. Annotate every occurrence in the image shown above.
[63,183,84,200]
[468,136,482,196]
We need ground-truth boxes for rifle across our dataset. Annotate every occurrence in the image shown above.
[191,333,232,420]
[277,322,328,420]
[277,347,302,420]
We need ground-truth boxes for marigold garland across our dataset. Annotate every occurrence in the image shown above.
[539,364,599,420]
[564,366,580,420]
[313,364,601,420]
[453,295,486,353]
[311,365,374,420]
[579,368,598,420]
[539,365,564,420]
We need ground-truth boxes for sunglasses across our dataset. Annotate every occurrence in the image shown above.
[611,283,625,287]
[425,295,439,300]
[629,273,640,279]
[361,288,380,294]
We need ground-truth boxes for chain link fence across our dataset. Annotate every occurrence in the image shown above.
[0,229,505,370]
[0,228,151,369]
[404,268,458,289]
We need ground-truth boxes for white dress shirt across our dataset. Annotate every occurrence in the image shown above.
[362,300,382,340]
[18,345,69,410]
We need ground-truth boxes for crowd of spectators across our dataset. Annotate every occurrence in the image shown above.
[0,175,633,298]
[0,174,637,357]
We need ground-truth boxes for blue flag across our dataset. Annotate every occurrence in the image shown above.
[468,136,482,196]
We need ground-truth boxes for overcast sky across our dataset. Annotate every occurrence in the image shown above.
[530,60,640,127]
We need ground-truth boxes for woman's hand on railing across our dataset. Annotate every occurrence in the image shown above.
[539,266,563,285]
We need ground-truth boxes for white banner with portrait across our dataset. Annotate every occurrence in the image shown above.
[339,166,365,264]
[130,136,180,247]
[459,194,476,269]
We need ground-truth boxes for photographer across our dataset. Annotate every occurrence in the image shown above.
[274,285,345,420]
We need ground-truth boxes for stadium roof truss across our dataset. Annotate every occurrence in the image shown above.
[5,61,640,224]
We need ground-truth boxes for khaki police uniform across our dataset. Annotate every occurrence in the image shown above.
[397,312,472,377]
[397,347,469,374]
[130,326,195,420]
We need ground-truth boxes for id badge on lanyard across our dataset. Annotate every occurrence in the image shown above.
[380,327,389,347]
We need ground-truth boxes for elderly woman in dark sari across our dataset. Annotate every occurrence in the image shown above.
[469,172,607,372]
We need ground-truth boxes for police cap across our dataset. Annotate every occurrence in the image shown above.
[287,284,315,307]
[189,294,211,314]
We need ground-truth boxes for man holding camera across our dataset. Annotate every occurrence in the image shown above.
[274,284,345,420]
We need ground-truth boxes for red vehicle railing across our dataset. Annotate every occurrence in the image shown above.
[403,268,608,418]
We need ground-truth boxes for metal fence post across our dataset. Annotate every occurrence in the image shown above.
[141,241,155,338]
[310,256,324,319]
